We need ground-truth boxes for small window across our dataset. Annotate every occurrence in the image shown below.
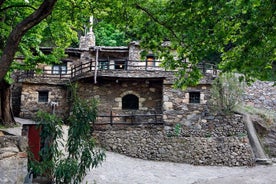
[122,94,139,109]
[38,91,49,102]
[189,92,200,103]
[98,60,109,70]
[52,64,67,74]
[115,61,126,70]
[146,54,155,67]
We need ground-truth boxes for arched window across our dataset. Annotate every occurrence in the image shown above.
[122,94,139,110]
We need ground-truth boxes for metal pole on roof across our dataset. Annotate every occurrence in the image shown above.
[94,47,99,84]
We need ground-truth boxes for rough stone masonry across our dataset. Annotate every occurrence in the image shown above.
[94,114,255,166]
[0,132,28,184]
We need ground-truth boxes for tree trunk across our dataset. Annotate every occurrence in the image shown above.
[0,80,15,126]
[0,0,57,126]
[0,0,57,81]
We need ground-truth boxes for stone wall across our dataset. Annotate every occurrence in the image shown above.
[77,78,163,118]
[0,133,28,184]
[163,113,247,138]
[12,83,22,117]
[94,125,254,166]
[243,81,276,112]
[20,83,69,119]
[162,84,211,126]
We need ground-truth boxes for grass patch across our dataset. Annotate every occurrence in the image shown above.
[236,105,276,127]
[0,124,7,129]
[0,122,21,129]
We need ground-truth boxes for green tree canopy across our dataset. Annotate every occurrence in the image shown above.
[0,0,100,80]
[94,21,127,46]
[0,0,275,124]
[99,0,276,86]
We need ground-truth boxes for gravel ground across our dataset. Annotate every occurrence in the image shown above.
[83,151,276,184]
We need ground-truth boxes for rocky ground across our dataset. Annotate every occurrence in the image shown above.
[83,151,276,184]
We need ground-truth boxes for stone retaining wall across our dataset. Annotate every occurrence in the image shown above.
[173,114,247,137]
[94,128,254,166]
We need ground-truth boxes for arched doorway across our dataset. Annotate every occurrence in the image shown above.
[122,94,139,110]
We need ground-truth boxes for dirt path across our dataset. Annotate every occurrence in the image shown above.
[83,151,276,184]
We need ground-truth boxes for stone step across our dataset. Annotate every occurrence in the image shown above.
[255,158,273,165]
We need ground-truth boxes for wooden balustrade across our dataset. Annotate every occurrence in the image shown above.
[93,111,163,126]
[19,60,217,80]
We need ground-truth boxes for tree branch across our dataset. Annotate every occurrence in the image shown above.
[0,4,37,12]
[134,3,179,41]
[0,0,57,81]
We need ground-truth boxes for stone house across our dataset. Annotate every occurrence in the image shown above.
[12,31,257,166]
[13,32,217,128]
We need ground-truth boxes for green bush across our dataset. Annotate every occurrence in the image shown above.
[209,72,245,114]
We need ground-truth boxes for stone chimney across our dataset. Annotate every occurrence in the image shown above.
[79,16,95,49]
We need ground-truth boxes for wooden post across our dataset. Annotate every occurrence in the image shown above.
[42,68,45,78]
[71,67,73,77]
[202,61,206,74]
[131,113,134,124]
[59,66,62,79]
[94,47,99,84]
[108,57,110,70]
[125,59,128,70]
[110,111,113,126]
[154,111,157,124]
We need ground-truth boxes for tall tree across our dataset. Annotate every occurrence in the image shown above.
[0,0,98,126]
[0,0,57,125]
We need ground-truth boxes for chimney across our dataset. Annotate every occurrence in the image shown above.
[79,16,95,48]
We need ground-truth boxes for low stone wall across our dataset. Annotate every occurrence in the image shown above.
[174,114,247,137]
[0,134,28,184]
[94,128,254,166]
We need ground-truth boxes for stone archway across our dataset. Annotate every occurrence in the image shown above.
[116,91,145,110]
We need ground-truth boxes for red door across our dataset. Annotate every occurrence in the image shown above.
[28,125,41,161]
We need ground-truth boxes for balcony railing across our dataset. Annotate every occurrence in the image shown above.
[70,59,165,78]
[16,69,71,80]
[18,59,217,80]
[70,59,217,77]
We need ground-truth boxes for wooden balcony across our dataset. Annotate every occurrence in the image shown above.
[17,60,217,82]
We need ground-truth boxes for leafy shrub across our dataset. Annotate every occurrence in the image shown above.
[209,72,245,114]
